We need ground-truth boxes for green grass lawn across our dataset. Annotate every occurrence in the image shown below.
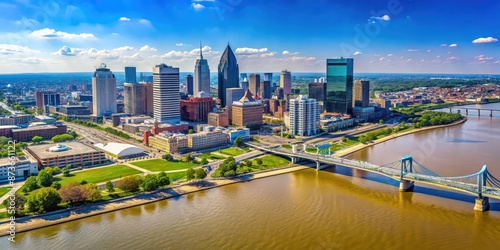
[282,144,292,149]
[0,211,9,219]
[131,159,198,172]
[251,155,290,171]
[219,147,244,156]
[54,165,142,187]
[0,187,11,198]
[330,138,359,152]
[200,152,226,160]
[167,171,187,181]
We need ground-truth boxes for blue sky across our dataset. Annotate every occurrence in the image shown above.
[0,0,499,74]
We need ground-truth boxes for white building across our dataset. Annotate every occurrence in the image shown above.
[94,142,145,159]
[153,64,180,124]
[289,95,320,136]
[92,63,117,117]
[0,155,38,183]
[194,44,211,96]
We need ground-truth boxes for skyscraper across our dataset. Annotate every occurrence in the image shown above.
[153,64,180,123]
[123,83,145,115]
[264,73,273,87]
[241,78,249,92]
[289,95,320,136]
[280,70,291,96]
[249,73,260,97]
[92,63,117,117]
[194,44,211,96]
[218,45,239,107]
[308,81,325,107]
[325,58,354,114]
[185,74,194,95]
[353,80,370,107]
[260,81,271,99]
[125,66,137,84]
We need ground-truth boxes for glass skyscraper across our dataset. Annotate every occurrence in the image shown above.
[325,58,353,114]
[218,45,239,107]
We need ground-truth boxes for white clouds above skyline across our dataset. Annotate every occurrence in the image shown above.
[235,47,268,55]
[140,45,157,52]
[191,3,205,10]
[352,51,362,56]
[30,28,95,39]
[472,37,498,44]
[449,44,458,48]
[119,17,131,21]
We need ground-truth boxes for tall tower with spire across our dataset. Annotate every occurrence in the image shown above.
[194,42,211,96]
[218,44,239,107]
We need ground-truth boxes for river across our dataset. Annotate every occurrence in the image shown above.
[3,103,500,249]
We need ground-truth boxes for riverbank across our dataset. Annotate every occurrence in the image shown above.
[333,118,467,157]
[0,164,309,237]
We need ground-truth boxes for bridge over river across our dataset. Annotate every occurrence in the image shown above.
[246,142,500,211]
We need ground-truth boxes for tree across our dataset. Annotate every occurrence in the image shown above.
[223,170,236,177]
[200,158,209,165]
[244,159,253,168]
[32,135,43,143]
[27,187,61,213]
[37,169,54,187]
[115,175,142,193]
[105,181,115,193]
[51,134,74,142]
[188,129,194,134]
[86,183,102,202]
[256,158,263,166]
[2,195,25,216]
[186,168,195,181]
[62,165,71,177]
[194,168,207,180]
[157,172,170,187]
[162,153,173,161]
[234,137,243,147]
[379,119,384,124]
[80,180,88,185]
[141,174,160,192]
[23,176,39,193]
[184,154,194,162]
[51,182,61,190]
[58,183,89,205]
[52,166,61,175]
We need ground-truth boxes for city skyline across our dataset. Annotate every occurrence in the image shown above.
[0,0,499,74]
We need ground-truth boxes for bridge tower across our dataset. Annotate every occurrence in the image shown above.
[399,155,415,192]
[474,165,490,211]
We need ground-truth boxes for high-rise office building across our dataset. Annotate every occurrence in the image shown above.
[241,78,249,92]
[123,83,145,115]
[353,80,370,107]
[226,88,245,107]
[35,91,61,108]
[325,58,354,114]
[232,89,263,127]
[153,64,180,123]
[194,44,210,96]
[264,73,273,88]
[180,97,214,122]
[280,70,292,96]
[308,81,325,106]
[260,80,271,99]
[140,81,154,116]
[125,66,137,84]
[289,95,320,136]
[185,74,194,95]
[249,73,260,97]
[92,63,117,117]
[240,73,248,81]
[218,45,240,107]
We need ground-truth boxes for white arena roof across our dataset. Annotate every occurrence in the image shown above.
[94,142,144,157]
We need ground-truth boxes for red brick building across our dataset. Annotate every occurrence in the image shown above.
[180,97,215,122]
[12,123,67,141]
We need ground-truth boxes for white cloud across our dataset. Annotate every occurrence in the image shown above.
[352,51,362,56]
[54,46,80,56]
[369,15,390,21]
[449,44,458,48]
[7,57,56,64]
[176,43,192,47]
[138,19,151,26]
[472,37,498,44]
[119,17,130,21]
[282,50,290,55]
[0,44,39,55]
[440,44,447,47]
[260,52,277,58]
[160,46,218,58]
[406,49,419,52]
[379,57,385,61]
[427,50,432,52]
[447,56,460,60]
[31,28,95,39]
[113,46,135,52]
[140,45,157,52]
[235,47,268,54]
[475,55,493,61]
[191,3,205,10]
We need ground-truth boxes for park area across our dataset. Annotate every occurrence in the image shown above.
[131,159,199,172]
[218,147,249,156]
[54,165,142,187]
[250,155,290,171]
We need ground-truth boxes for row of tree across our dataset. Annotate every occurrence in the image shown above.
[358,123,410,144]
[212,157,261,178]
[186,168,207,181]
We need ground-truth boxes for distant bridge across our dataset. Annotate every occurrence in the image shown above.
[447,107,500,117]
[246,142,500,211]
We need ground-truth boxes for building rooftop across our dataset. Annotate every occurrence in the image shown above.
[28,142,100,159]
[239,89,256,102]
[13,125,57,132]
[0,155,36,166]
[94,142,144,157]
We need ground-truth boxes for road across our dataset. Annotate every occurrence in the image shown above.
[0,102,16,115]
